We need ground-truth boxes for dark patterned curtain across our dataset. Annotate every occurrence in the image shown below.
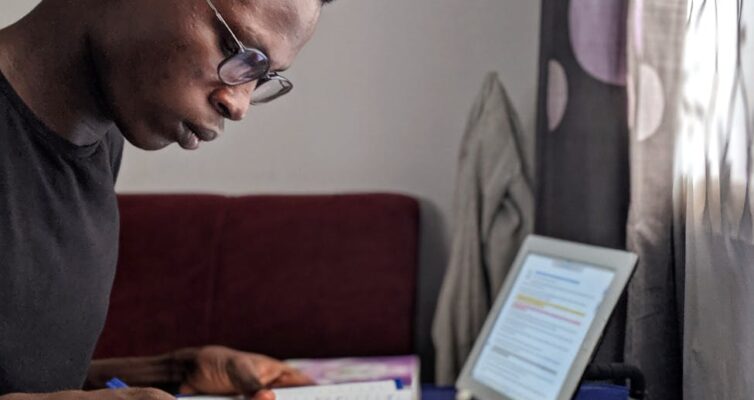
[535,0,631,365]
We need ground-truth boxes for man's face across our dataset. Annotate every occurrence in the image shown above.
[94,0,322,150]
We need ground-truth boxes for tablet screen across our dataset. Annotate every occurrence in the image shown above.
[471,253,616,400]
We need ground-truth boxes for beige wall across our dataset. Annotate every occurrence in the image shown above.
[2,1,541,379]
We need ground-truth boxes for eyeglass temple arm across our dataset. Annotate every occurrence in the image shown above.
[204,0,245,50]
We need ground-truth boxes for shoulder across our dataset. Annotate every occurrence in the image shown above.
[104,125,125,156]
[103,125,125,181]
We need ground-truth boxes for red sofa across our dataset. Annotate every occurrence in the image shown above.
[94,193,420,360]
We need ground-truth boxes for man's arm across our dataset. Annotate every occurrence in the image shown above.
[1,346,301,400]
[86,346,314,398]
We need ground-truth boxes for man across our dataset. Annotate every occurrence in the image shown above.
[0,0,331,398]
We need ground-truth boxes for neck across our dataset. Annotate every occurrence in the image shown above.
[0,1,114,146]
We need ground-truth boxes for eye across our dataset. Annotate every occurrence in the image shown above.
[219,36,237,57]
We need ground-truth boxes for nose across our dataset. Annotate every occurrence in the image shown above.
[210,82,254,121]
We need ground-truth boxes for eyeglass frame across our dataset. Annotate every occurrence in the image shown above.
[204,0,293,105]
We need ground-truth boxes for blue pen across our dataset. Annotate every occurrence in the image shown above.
[106,377,129,389]
[107,377,201,398]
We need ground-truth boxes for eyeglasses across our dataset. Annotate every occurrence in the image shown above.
[205,0,293,105]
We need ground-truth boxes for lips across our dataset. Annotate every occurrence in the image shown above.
[179,122,219,150]
[185,122,219,142]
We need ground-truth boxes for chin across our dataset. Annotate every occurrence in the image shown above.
[119,126,173,151]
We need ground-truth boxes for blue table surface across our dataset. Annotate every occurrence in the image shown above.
[421,385,456,400]
[421,383,630,400]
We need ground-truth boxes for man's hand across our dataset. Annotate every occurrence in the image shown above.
[0,388,175,400]
[176,346,315,400]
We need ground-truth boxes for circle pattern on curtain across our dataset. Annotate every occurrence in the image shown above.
[569,0,628,85]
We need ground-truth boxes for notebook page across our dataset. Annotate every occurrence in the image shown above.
[177,380,404,400]
[273,380,402,400]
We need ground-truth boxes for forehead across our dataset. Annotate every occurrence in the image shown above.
[215,0,321,71]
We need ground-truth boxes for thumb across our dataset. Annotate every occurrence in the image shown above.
[252,389,277,400]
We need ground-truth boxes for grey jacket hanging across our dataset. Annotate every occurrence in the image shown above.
[432,72,535,385]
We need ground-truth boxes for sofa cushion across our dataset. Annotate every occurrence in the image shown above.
[94,194,420,360]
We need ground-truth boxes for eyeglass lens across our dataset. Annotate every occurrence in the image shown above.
[252,78,293,104]
[218,51,269,86]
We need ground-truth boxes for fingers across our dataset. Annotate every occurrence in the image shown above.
[246,357,314,387]
[246,355,286,385]
[269,368,316,388]
[184,347,315,397]
[227,356,266,396]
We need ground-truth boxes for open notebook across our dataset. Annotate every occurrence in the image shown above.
[181,355,420,400]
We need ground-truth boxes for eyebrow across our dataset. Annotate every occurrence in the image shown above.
[246,38,290,73]
[206,0,290,73]
[233,28,293,73]
[248,37,290,73]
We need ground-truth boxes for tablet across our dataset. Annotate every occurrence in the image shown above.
[456,235,638,400]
